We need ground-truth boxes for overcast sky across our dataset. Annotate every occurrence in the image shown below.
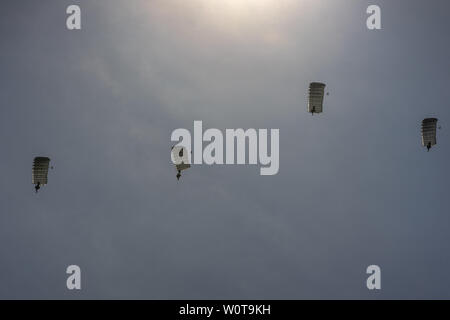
[1,0,450,299]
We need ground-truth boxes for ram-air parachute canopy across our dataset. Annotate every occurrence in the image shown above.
[421,118,438,151]
[308,82,326,115]
[171,146,190,180]
[32,157,51,193]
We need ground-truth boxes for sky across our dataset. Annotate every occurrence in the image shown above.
[1,0,450,299]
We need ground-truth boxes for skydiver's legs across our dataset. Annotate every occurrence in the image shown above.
[176,170,181,180]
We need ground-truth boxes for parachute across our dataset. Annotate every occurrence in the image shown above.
[421,118,438,151]
[171,146,190,180]
[32,157,51,193]
[308,82,326,115]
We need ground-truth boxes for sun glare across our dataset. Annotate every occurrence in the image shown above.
[197,0,289,35]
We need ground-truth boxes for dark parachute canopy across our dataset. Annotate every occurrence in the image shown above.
[32,157,51,193]
[308,82,326,115]
[421,118,438,151]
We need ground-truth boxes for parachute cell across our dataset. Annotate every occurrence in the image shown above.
[308,82,326,114]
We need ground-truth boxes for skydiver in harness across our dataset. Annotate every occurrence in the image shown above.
[35,182,41,193]
[427,142,432,152]
[177,148,184,180]
[172,146,187,181]
[311,106,316,115]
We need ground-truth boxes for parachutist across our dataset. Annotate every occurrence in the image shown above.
[172,146,191,180]
[422,118,438,151]
[32,157,51,193]
[308,82,325,114]
[32,157,50,192]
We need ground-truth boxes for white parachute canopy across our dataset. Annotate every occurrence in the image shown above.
[421,118,438,151]
[32,157,51,185]
[171,146,190,180]
[308,82,326,114]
